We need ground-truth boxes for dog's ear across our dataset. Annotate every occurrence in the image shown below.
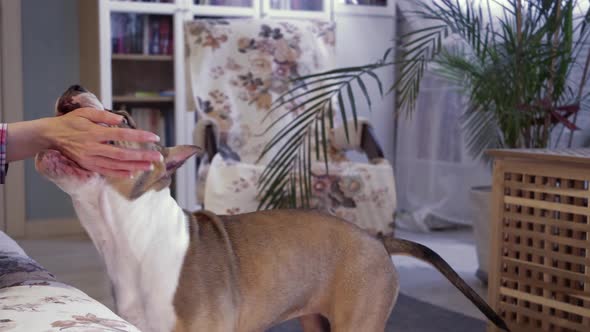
[163,145,203,176]
[114,145,203,200]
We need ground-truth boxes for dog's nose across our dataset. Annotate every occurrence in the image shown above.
[68,84,88,93]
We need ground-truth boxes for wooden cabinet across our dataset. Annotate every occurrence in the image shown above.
[488,149,590,332]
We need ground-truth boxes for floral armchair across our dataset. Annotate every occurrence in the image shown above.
[185,19,396,233]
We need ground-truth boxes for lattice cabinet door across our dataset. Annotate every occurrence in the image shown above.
[488,149,590,332]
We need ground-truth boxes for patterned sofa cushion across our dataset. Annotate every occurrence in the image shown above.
[0,231,140,332]
[0,231,56,289]
[1,282,140,332]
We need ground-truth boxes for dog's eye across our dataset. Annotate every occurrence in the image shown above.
[107,141,115,145]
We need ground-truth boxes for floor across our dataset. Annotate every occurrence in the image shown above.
[393,228,486,320]
[17,227,487,321]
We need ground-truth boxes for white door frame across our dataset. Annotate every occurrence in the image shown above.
[1,0,25,238]
[0,0,4,232]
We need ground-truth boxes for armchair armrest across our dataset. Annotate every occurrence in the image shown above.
[204,124,218,159]
[194,119,240,162]
[194,119,219,160]
[360,123,385,161]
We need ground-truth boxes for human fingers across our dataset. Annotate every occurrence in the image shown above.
[69,108,124,125]
[98,127,160,143]
[90,143,163,162]
[86,155,154,173]
[89,165,132,179]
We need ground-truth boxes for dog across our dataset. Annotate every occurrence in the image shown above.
[35,85,510,332]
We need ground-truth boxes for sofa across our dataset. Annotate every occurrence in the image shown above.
[0,231,139,331]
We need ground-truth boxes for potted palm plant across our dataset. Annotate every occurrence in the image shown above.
[257,0,590,282]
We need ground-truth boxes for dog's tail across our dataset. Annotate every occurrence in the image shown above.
[377,233,510,332]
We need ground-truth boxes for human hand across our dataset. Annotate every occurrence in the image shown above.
[44,108,162,178]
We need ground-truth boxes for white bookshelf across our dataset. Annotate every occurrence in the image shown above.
[80,0,396,212]
[112,95,175,103]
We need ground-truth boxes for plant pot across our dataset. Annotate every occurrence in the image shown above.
[470,185,491,285]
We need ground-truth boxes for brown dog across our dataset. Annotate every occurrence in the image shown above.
[36,85,509,332]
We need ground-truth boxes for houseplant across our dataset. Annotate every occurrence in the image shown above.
[257,0,590,277]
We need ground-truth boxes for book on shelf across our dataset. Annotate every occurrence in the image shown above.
[111,14,173,55]
[128,107,175,147]
[123,90,175,98]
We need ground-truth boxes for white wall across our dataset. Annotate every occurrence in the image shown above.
[334,13,396,164]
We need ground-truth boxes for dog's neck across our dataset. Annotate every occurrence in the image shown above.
[71,182,189,332]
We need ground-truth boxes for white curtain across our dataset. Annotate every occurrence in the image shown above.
[394,73,491,232]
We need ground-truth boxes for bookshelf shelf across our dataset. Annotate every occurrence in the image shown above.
[112,95,174,103]
[112,54,173,61]
[190,4,257,17]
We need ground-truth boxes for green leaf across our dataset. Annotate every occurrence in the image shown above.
[364,70,384,97]
[314,114,320,161]
[346,82,359,131]
[356,77,372,111]
[327,99,335,129]
[337,92,350,143]
[399,24,449,40]
[297,144,305,208]
[320,109,329,172]
[258,134,305,192]
[293,64,381,82]
[259,100,327,159]
[265,89,336,126]
[270,83,342,111]
[382,47,393,63]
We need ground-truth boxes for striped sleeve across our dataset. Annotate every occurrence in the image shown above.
[0,123,7,184]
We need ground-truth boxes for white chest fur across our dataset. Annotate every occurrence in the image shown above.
[71,184,189,332]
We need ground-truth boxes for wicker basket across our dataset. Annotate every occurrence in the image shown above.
[487,149,590,332]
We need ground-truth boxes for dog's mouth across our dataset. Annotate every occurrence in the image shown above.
[35,149,95,184]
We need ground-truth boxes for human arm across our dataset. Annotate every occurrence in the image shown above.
[4,108,162,178]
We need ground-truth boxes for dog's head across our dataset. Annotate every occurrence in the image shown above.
[36,85,201,200]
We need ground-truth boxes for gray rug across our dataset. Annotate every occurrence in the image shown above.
[267,293,486,332]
